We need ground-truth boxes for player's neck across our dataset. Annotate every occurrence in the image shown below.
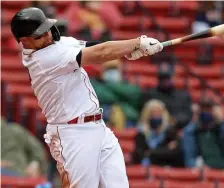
[22,41,54,50]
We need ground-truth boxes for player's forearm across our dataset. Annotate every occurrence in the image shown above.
[81,38,140,65]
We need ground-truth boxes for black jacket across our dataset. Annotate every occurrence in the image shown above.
[132,127,184,167]
[141,87,192,125]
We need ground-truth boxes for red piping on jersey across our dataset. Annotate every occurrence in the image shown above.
[81,72,98,112]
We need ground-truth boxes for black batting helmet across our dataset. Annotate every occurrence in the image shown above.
[11,7,60,42]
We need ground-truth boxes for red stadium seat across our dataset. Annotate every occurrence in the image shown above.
[1,25,12,39]
[113,128,137,141]
[128,75,157,89]
[123,63,157,76]
[1,1,30,9]
[175,1,199,12]
[203,168,224,183]
[120,16,152,30]
[126,165,148,180]
[218,182,224,188]
[156,17,190,33]
[129,179,161,188]
[119,140,135,153]
[83,65,101,78]
[1,176,47,188]
[207,80,224,91]
[1,72,30,84]
[123,152,132,164]
[2,56,25,72]
[164,180,215,188]
[52,1,72,13]
[7,83,34,97]
[191,65,222,79]
[190,89,222,103]
[6,83,35,122]
[21,97,40,135]
[149,166,201,182]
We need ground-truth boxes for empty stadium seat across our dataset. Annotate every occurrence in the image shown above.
[119,140,135,153]
[156,17,190,33]
[2,56,25,72]
[126,165,148,180]
[7,83,34,97]
[191,65,222,79]
[123,152,132,164]
[218,182,224,188]
[1,1,30,9]
[6,84,35,122]
[113,128,137,141]
[1,176,47,188]
[149,166,201,182]
[120,16,152,30]
[1,72,30,84]
[129,179,161,188]
[164,180,215,188]
[203,168,224,183]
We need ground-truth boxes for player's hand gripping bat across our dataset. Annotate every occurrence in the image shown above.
[161,24,224,48]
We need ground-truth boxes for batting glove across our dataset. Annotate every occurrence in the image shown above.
[139,35,163,55]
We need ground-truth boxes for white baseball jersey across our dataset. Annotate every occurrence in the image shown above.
[22,36,100,124]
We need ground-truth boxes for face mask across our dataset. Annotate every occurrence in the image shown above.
[199,112,213,125]
[149,117,162,129]
[103,69,121,83]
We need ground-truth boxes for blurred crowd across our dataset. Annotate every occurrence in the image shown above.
[1,1,224,187]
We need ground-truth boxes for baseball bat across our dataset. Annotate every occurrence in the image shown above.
[162,24,224,48]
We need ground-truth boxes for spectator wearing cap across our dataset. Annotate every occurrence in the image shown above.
[140,63,192,128]
[183,97,224,169]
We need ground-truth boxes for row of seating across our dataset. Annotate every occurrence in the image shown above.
[126,165,224,182]
[1,176,47,188]
[1,176,223,188]
[129,179,224,188]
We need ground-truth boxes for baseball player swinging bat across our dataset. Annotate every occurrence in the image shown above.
[10,7,164,188]
[162,24,224,48]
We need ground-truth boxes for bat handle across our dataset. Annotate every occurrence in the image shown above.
[161,41,172,47]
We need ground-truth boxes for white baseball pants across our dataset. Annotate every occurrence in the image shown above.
[45,121,129,188]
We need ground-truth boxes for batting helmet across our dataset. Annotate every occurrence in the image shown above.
[11,7,60,42]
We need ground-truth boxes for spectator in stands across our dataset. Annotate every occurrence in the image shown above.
[183,97,224,169]
[150,124,185,167]
[192,2,222,33]
[74,1,113,41]
[141,63,192,127]
[132,99,170,165]
[101,59,122,83]
[1,117,47,177]
[196,41,213,65]
[32,1,69,37]
[191,2,223,65]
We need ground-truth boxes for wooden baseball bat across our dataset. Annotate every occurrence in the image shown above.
[162,24,224,48]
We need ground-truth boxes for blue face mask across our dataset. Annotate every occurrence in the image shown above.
[149,117,162,129]
[103,69,121,83]
[199,112,213,125]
